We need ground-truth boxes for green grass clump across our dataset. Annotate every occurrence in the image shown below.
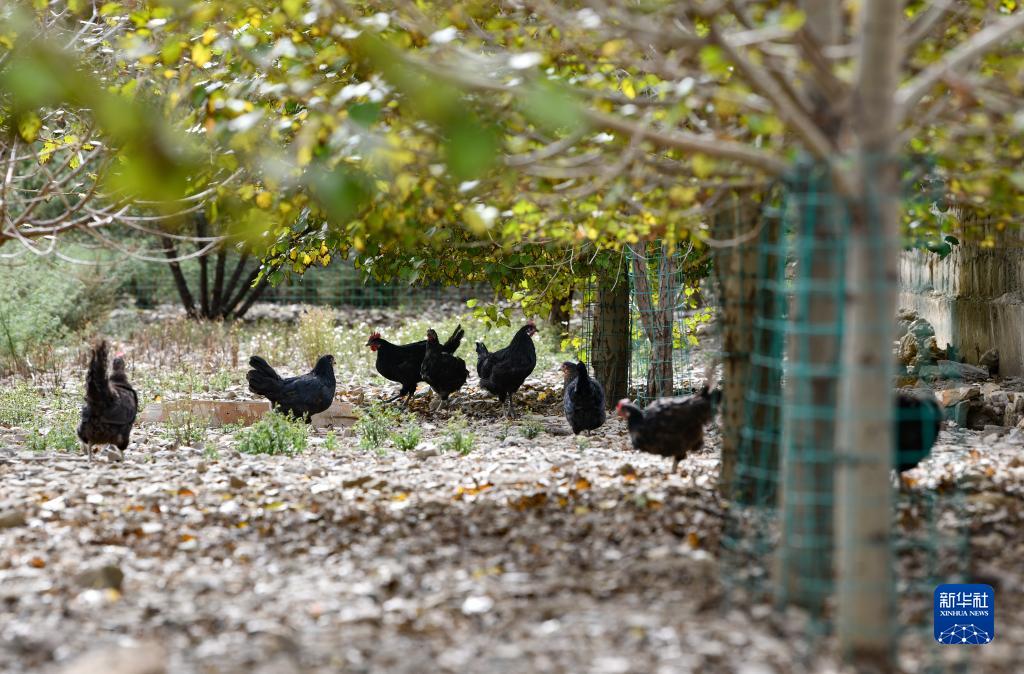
[0,381,38,426]
[355,401,400,451]
[391,424,422,451]
[519,418,544,440]
[236,411,308,456]
[162,409,209,447]
[441,415,476,455]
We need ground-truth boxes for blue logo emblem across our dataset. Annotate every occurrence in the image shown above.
[934,584,994,645]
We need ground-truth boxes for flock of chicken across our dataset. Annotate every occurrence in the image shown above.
[74,322,943,476]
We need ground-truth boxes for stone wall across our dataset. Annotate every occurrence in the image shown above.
[899,241,1024,376]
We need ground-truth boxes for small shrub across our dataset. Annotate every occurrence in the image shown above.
[237,411,308,456]
[441,416,476,455]
[519,418,543,440]
[0,381,38,426]
[297,307,337,367]
[355,402,401,451]
[163,409,209,447]
[391,424,422,451]
[324,430,339,452]
[207,369,237,391]
[203,444,221,461]
[26,428,48,452]
[25,397,79,452]
[44,406,80,452]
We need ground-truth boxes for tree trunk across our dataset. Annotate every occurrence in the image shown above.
[591,255,630,406]
[711,191,771,499]
[229,269,270,319]
[742,211,784,505]
[774,161,844,615]
[195,214,211,318]
[211,248,227,318]
[834,0,902,663]
[630,242,675,399]
[161,238,198,318]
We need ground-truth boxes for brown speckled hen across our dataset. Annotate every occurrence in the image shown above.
[616,386,721,473]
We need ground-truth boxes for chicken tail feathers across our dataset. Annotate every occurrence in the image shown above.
[574,361,591,392]
[86,340,112,406]
[247,356,282,396]
[443,324,465,353]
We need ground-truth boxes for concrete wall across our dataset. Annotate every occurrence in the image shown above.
[899,243,1024,376]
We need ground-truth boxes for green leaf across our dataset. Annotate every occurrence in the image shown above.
[349,102,380,127]
[521,80,583,133]
[444,119,498,180]
[309,165,374,223]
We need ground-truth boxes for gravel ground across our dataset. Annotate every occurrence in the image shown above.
[3,393,1023,673]
[1,305,1022,673]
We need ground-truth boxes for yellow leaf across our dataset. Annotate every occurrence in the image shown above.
[201,27,217,45]
[668,186,698,205]
[601,39,626,57]
[255,192,272,209]
[18,113,41,143]
[692,154,715,179]
[621,79,636,100]
[191,43,211,67]
[780,9,807,31]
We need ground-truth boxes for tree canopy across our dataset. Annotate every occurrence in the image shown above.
[2,1,1022,303]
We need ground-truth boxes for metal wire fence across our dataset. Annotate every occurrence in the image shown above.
[717,159,969,670]
[124,257,480,310]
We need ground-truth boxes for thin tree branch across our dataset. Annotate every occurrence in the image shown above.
[896,10,1024,125]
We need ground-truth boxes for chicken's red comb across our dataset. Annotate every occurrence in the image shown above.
[115,351,125,359]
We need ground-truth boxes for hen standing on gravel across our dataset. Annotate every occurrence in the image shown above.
[246,355,336,421]
[77,340,138,462]
[476,321,538,418]
[420,328,469,411]
[562,361,606,435]
[616,385,721,473]
[366,325,464,405]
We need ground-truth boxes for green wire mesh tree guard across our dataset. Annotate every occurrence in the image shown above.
[719,158,968,671]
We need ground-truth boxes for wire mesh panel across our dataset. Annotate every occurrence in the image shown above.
[626,241,715,405]
[126,257,481,310]
[718,159,969,669]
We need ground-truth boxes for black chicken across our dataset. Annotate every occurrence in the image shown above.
[246,354,336,421]
[895,390,944,472]
[77,340,138,462]
[561,361,606,435]
[366,325,465,405]
[421,328,469,410]
[616,386,721,473]
[476,321,538,418]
